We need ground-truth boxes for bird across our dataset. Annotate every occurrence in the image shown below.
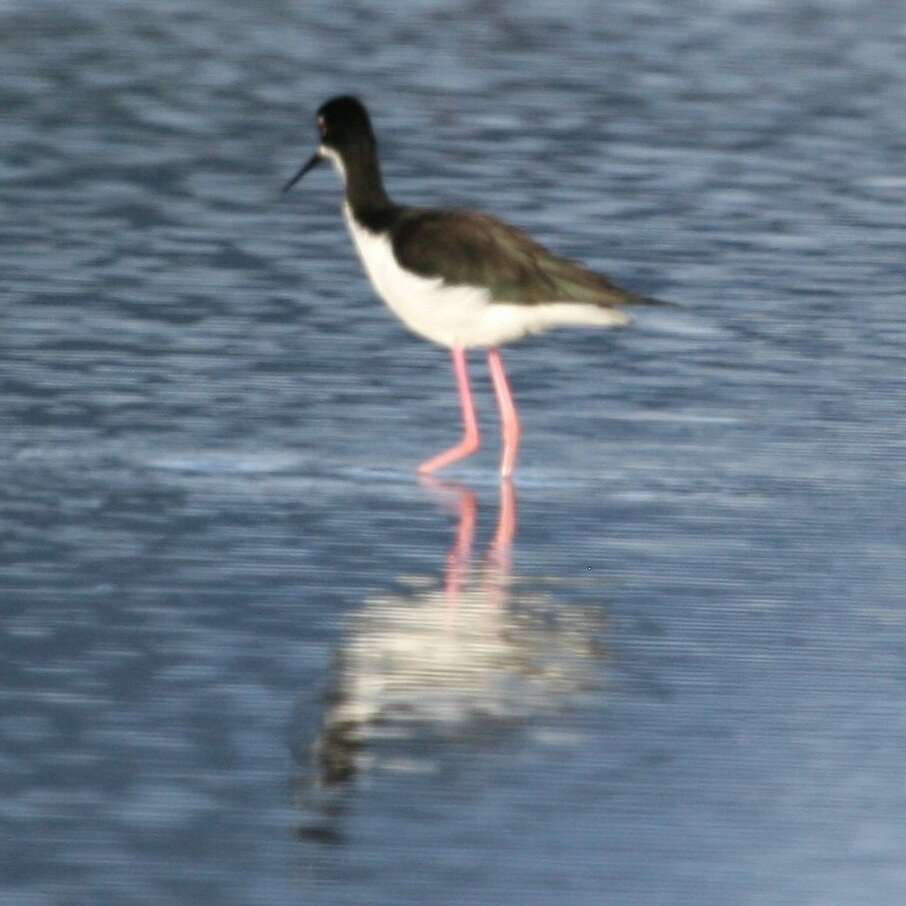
[284,96,666,478]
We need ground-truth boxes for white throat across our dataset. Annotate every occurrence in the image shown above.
[320,146,346,184]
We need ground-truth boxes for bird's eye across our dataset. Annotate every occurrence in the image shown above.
[317,116,326,134]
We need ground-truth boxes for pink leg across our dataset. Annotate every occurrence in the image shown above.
[417,347,480,474]
[487,348,521,478]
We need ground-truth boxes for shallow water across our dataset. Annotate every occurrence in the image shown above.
[3,1,906,903]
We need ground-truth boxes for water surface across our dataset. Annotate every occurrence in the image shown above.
[2,1,906,903]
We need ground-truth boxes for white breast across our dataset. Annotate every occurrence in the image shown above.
[343,203,630,349]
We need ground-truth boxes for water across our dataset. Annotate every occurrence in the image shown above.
[3,0,906,903]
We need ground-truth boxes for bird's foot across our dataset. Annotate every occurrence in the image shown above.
[417,435,480,474]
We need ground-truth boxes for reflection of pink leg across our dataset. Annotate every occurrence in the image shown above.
[445,485,477,600]
[492,478,517,551]
[485,479,518,603]
[417,476,478,602]
[488,478,517,568]
[487,349,521,478]
[418,347,480,475]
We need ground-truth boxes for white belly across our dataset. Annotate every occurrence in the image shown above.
[343,204,629,349]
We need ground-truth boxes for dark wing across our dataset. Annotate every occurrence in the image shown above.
[391,209,646,307]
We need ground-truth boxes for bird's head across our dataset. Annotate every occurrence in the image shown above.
[283,95,376,191]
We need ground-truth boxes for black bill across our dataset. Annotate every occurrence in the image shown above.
[282,152,322,193]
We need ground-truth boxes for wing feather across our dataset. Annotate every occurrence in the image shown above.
[392,210,643,307]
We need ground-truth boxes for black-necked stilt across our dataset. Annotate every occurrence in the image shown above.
[284,96,666,478]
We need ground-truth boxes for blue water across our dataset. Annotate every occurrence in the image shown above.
[3,1,906,903]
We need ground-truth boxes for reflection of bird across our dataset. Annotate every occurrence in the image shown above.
[292,482,608,804]
[284,96,668,477]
